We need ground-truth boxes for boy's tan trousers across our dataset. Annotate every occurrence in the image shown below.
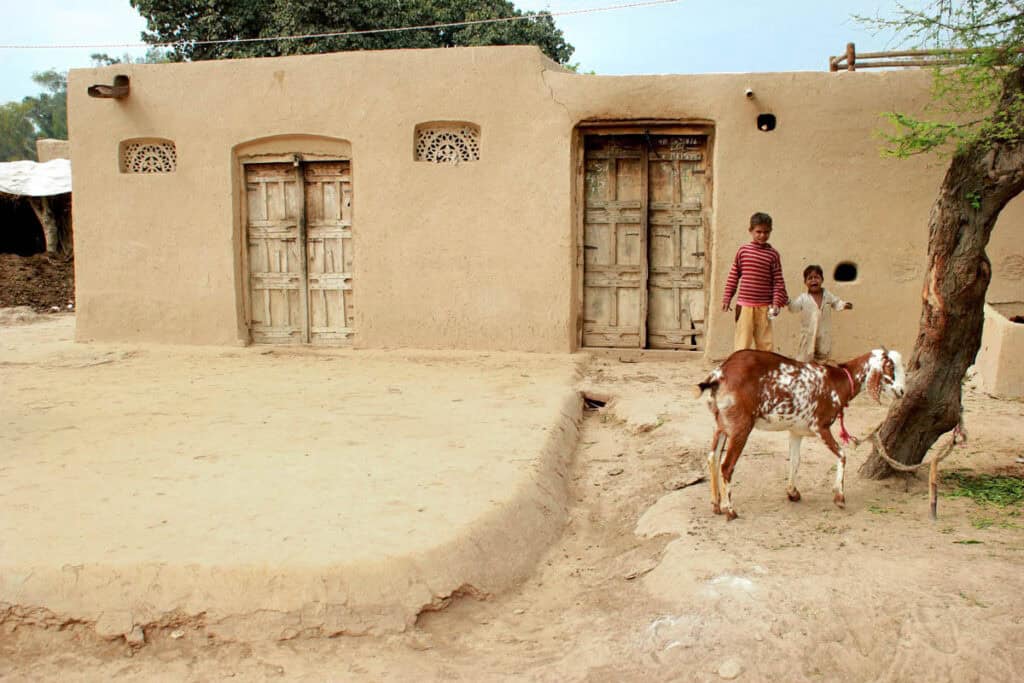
[734,305,773,352]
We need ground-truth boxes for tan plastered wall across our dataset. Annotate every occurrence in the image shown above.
[987,197,1024,306]
[69,47,574,350]
[35,138,70,162]
[975,303,1024,398]
[68,46,1022,357]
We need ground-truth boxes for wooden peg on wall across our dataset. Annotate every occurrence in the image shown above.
[88,75,130,99]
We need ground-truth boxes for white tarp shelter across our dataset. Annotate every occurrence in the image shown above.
[0,159,72,197]
[1,159,72,254]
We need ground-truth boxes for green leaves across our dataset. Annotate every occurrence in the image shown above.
[0,69,68,160]
[23,70,67,142]
[879,111,968,157]
[129,0,575,64]
[943,470,1024,507]
[867,2,1024,159]
[89,48,170,66]
[0,101,37,161]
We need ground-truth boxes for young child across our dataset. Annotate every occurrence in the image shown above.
[787,264,853,362]
[721,212,789,351]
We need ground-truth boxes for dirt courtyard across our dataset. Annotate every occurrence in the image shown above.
[2,313,1023,681]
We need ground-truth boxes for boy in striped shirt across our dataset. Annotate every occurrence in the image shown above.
[721,212,789,351]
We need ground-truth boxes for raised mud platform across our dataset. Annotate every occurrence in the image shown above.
[0,317,583,641]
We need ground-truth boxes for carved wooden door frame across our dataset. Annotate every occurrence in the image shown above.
[239,154,354,346]
[574,122,714,351]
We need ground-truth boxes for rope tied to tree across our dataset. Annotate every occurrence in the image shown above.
[846,415,967,520]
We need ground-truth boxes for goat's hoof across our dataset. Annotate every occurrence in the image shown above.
[725,509,738,521]
[833,493,846,509]
[787,489,801,502]
[712,503,722,515]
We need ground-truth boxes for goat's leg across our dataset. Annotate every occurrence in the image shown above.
[817,428,847,508]
[707,431,720,514]
[719,427,751,521]
[786,433,803,502]
[707,430,727,514]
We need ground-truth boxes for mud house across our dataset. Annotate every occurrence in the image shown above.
[67,46,1022,360]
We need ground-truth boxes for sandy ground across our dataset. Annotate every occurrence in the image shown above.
[3,313,1024,681]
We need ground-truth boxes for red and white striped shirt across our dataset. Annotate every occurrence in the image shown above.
[722,242,788,308]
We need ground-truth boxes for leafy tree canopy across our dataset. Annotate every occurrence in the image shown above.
[0,101,37,162]
[129,0,574,64]
[90,48,172,66]
[864,1,1024,157]
[0,71,69,160]
[22,70,68,142]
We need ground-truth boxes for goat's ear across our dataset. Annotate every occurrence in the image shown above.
[867,369,882,402]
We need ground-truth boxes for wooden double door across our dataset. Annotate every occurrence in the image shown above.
[582,132,709,350]
[244,159,354,345]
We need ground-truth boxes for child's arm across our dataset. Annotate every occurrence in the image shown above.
[770,252,788,316]
[787,294,803,313]
[827,292,853,311]
[721,253,741,311]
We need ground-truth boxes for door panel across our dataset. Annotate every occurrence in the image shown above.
[245,163,305,344]
[646,136,707,349]
[304,161,354,345]
[582,138,645,348]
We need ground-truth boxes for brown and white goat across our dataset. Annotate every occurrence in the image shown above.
[695,349,905,520]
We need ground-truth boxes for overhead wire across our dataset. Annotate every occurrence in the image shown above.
[0,0,680,50]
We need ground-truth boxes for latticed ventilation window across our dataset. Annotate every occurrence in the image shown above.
[120,140,177,173]
[414,123,481,164]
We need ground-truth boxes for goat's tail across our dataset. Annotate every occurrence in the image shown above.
[694,374,719,399]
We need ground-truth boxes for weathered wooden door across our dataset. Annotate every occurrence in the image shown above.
[581,132,708,350]
[245,159,354,346]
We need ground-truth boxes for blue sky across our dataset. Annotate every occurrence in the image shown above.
[1,0,911,104]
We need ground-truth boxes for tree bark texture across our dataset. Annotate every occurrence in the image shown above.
[860,66,1024,479]
[28,196,59,254]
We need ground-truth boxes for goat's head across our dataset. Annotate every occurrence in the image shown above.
[865,348,905,402]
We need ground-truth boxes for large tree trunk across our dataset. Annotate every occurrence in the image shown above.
[861,66,1024,479]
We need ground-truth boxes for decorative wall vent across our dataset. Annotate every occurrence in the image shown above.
[120,139,177,173]
[414,123,480,164]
